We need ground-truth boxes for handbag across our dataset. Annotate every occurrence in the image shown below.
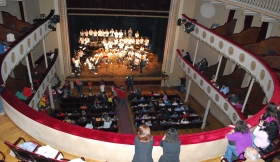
[228,140,236,146]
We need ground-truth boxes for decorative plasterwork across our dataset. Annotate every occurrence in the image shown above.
[58,0,72,74]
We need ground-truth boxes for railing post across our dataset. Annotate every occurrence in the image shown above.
[214,55,223,82]
[201,99,211,129]
[242,78,255,113]
[43,38,55,109]
[25,56,33,90]
[184,79,192,102]
[192,40,200,66]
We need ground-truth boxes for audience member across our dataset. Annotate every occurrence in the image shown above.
[244,147,264,162]
[85,120,93,129]
[220,83,229,95]
[102,116,112,129]
[261,102,278,123]
[197,58,208,72]
[223,120,252,162]
[179,76,186,93]
[22,84,33,97]
[183,52,192,63]
[15,90,27,100]
[132,125,154,162]
[235,100,243,109]
[227,92,239,105]
[159,128,181,162]
[253,119,279,150]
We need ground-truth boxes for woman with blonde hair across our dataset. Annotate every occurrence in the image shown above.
[132,125,154,162]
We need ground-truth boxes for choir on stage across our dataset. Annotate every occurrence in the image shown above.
[72,27,151,76]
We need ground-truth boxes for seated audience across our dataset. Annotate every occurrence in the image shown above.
[85,120,94,129]
[235,100,243,109]
[145,120,152,127]
[15,90,27,100]
[174,105,184,112]
[22,84,33,97]
[181,117,190,124]
[159,128,181,162]
[170,112,178,118]
[102,116,112,128]
[213,82,219,89]
[223,120,252,162]
[183,52,192,63]
[262,102,278,123]
[227,92,239,105]
[197,58,208,72]
[220,83,229,95]
[244,147,264,162]
[253,119,279,150]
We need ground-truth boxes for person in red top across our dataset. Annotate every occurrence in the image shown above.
[88,81,93,94]
[22,84,33,97]
[120,88,126,107]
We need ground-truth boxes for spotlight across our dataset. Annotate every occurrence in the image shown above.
[48,15,60,31]
[50,15,60,23]
[211,23,219,29]
[184,21,192,28]
[48,23,56,31]
[177,18,182,26]
[184,23,195,33]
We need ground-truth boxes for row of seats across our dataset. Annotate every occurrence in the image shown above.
[4,137,85,162]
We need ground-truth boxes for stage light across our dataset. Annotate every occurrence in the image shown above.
[211,23,219,29]
[48,15,60,31]
[177,18,181,26]
[184,23,195,34]
[48,23,56,31]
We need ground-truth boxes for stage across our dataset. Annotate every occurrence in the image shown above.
[66,53,167,85]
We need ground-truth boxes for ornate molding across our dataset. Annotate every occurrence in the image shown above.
[59,0,72,74]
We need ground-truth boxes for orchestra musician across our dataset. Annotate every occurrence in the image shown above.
[135,31,139,38]
[128,28,133,38]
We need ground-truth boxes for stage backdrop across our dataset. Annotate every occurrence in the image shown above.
[68,15,168,62]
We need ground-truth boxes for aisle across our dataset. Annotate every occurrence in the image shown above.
[116,100,134,134]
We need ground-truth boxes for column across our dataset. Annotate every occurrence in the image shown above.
[48,84,55,109]
[25,57,33,89]
[214,55,223,82]
[201,99,211,129]
[241,78,255,113]
[43,38,55,109]
[192,39,200,66]
[184,79,192,102]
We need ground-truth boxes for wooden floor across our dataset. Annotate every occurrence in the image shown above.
[0,85,224,162]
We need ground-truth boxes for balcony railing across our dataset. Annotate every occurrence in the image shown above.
[177,50,245,124]
[182,13,280,126]
[217,0,280,20]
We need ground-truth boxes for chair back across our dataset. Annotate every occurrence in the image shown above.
[0,151,5,162]
[30,153,53,162]
[4,141,33,162]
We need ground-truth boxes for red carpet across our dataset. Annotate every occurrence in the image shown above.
[116,100,134,134]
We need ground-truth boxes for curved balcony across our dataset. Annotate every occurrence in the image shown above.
[176,49,245,124]
[181,13,280,123]
[215,0,280,20]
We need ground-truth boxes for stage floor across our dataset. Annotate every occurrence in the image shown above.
[67,54,164,81]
